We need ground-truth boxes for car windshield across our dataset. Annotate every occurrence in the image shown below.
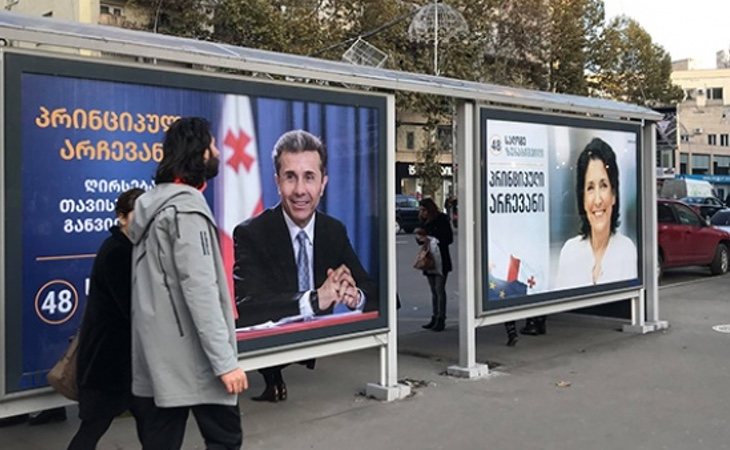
[396,197,419,208]
[710,211,730,226]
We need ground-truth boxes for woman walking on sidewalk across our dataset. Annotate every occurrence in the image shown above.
[68,188,144,450]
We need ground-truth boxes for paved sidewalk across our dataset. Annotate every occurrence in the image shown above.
[2,274,730,449]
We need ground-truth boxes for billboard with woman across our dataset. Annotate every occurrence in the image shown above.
[480,108,642,313]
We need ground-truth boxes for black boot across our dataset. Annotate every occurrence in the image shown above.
[422,316,437,329]
[274,370,288,401]
[277,382,288,401]
[505,321,519,346]
[535,316,547,335]
[28,407,66,426]
[251,384,279,403]
[520,318,540,335]
[431,318,445,332]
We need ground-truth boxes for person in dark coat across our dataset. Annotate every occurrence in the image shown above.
[67,188,144,450]
[418,197,453,332]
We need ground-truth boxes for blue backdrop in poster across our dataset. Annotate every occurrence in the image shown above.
[18,73,221,390]
[13,72,381,392]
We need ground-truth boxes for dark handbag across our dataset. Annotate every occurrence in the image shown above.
[47,332,79,401]
[413,243,436,271]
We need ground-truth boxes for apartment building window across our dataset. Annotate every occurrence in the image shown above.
[680,134,690,143]
[659,150,674,169]
[43,11,52,17]
[406,132,415,150]
[714,155,730,175]
[691,154,710,175]
[708,134,717,145]
[707,87,723,100]
[437,125,452,151]
[100,4,123,16]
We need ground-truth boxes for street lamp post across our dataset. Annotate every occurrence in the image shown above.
[432,0,439,75]
[408,1,468,200]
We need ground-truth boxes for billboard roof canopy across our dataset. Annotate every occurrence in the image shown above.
[0,11,660,121]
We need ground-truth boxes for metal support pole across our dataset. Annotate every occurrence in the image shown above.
[642,122,668,331]
[623,288,652,333]
[366,95,411,400]
[447,100,488,378]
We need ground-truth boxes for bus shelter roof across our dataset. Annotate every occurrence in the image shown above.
[0,11,661,121]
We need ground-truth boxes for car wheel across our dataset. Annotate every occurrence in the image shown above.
[710,244,729,275]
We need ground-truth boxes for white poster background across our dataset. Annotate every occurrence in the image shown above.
[486,121,550,295]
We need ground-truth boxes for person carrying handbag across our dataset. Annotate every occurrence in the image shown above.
[67,188,145,450]
[414,227,446,331]
[417,198,453,332]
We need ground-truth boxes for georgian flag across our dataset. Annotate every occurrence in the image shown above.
[217,95,264,316]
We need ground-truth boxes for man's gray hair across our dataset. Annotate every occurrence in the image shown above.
[272,129,327,175]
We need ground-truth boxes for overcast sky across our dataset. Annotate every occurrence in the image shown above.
[602,0,730,69]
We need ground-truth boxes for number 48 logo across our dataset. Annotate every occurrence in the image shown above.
[34,280,79,325]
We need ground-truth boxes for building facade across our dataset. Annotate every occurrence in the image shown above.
[671,61,730,200]
[395,111,455,208]
[7,0,147,29]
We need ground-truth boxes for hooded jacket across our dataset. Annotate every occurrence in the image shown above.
[128,183,238,407]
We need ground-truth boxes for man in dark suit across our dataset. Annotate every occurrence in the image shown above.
[234,205,375,326]
[233,129,376,402]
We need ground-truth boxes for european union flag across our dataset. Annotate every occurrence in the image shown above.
[487,273,527,301]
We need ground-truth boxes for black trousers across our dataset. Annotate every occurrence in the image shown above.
[67,416,115,450]
[259,366,286,388]
[68,389,140,450]
[258,359,315,387]
[504,321,518,338]
[133,396,242,450]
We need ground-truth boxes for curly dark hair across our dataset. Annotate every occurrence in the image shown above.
[575,137,620,238]
[154,117,212,187]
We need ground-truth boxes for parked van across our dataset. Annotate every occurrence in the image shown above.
[659,178,715,199]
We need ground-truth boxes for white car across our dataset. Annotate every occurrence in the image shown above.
[710,209,730,233]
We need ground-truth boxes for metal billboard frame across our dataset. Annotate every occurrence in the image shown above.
[448,101,666,378]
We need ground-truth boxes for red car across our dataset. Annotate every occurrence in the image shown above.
[658,199,730,277]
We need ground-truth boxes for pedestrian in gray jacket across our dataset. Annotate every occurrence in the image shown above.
[129,117,248,450]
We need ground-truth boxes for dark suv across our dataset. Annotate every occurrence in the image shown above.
[658,199,730,277]
[395,194,420,233]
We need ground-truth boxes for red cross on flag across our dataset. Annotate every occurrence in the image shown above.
[217,95,263,315]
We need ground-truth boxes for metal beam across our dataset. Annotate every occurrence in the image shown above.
[0,12,662,121]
